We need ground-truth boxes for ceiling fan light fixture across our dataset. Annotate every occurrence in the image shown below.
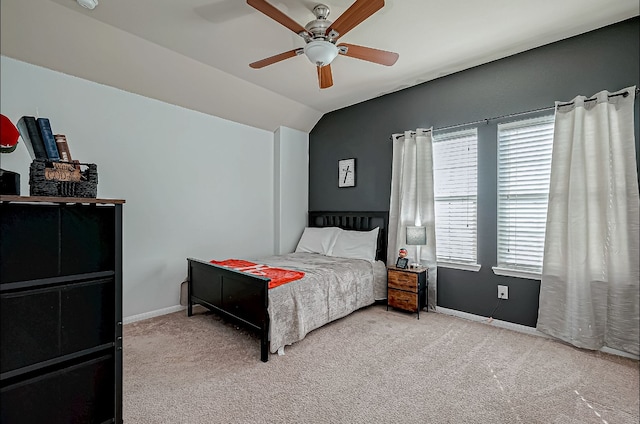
[304,40,338,67]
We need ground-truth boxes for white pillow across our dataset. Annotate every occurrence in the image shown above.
[329,227,380,262]
[294,227,342,255]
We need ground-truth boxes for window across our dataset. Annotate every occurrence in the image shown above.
[433,128,479,270]
[495,115,554,278]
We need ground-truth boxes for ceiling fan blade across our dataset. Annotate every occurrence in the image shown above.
[327,0,384,40]
[247,0,309,36]
[317,65,334,89]
[250,49,301,69]
[338,43,398,66]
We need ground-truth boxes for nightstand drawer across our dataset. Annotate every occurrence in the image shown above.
[388,288,418,312]
[387,271,417,292]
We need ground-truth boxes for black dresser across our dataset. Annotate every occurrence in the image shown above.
[0,196,124,424]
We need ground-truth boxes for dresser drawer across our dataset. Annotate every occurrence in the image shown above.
[1,278,115,374]
[1,354,115,424]
[387,270,417,292]
[388,288,418,312]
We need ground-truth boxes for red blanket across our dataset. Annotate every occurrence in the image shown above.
[209,259,305,289]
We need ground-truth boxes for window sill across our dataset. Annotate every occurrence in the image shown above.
[492,266,541,280]
[437,262,481,272]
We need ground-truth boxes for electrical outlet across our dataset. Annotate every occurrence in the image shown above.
[498,285,509,300]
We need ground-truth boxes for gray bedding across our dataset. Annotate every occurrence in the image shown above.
[256,252,387,353]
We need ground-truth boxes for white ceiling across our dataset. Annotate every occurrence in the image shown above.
[2,0,639,132]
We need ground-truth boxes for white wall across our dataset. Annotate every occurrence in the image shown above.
[274,127,309,254]
[0,56,282,319]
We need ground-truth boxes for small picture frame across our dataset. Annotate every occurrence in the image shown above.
[338,158,356,188]
[396,257,409,269]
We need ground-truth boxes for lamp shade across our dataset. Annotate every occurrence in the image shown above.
[304,40,339,67]
[406,226,427,246]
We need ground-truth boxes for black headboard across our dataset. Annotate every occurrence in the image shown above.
[308,211,389,263]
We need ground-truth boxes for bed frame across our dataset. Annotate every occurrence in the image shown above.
[186,211,388,362]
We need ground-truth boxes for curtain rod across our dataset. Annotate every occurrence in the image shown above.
[556,87,639,108]
[390,87,639,140]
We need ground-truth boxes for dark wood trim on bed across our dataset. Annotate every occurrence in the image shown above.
[187,211,389,362]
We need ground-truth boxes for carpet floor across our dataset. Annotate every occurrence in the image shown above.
[123,305,639,424]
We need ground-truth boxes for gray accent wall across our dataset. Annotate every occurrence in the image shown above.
[309,17,640,327]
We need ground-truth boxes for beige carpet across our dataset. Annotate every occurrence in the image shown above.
[123,305,639,424]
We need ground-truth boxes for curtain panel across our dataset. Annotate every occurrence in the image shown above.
[537,86,639,355]
[388,128,438,310]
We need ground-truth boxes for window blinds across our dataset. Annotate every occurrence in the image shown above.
[433,129,478,265]
[497,115,554,273]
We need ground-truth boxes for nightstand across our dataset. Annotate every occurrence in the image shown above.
[387,266,428,319]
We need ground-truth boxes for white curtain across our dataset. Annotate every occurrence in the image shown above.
[537,86,639,355]
[388,128,438,310]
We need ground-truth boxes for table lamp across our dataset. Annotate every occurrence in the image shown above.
[406,226,427,268]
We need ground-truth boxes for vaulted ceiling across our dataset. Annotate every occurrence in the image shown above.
[1,0,638,132]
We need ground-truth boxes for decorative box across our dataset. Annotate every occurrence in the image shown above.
[29,159,98,198]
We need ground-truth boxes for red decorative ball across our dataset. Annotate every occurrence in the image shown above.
[0,114,20,153]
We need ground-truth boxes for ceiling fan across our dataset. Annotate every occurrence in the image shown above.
[247,0,399,89]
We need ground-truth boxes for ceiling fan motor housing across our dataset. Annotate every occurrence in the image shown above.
[305,4,332,39]
[305,19,332,38]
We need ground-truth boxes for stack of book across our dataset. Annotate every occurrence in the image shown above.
[16,116,75,165]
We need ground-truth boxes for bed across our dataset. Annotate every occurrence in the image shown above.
[186,211,388,362]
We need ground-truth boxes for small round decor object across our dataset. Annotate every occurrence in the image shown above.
[0,114,19,153]
[77,0,98,10]
[398,248,407,258]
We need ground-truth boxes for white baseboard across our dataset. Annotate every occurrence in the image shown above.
[600,346,639,360]
[123,305,185,324]
[436,307,548,338]
[436,307,639,361]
